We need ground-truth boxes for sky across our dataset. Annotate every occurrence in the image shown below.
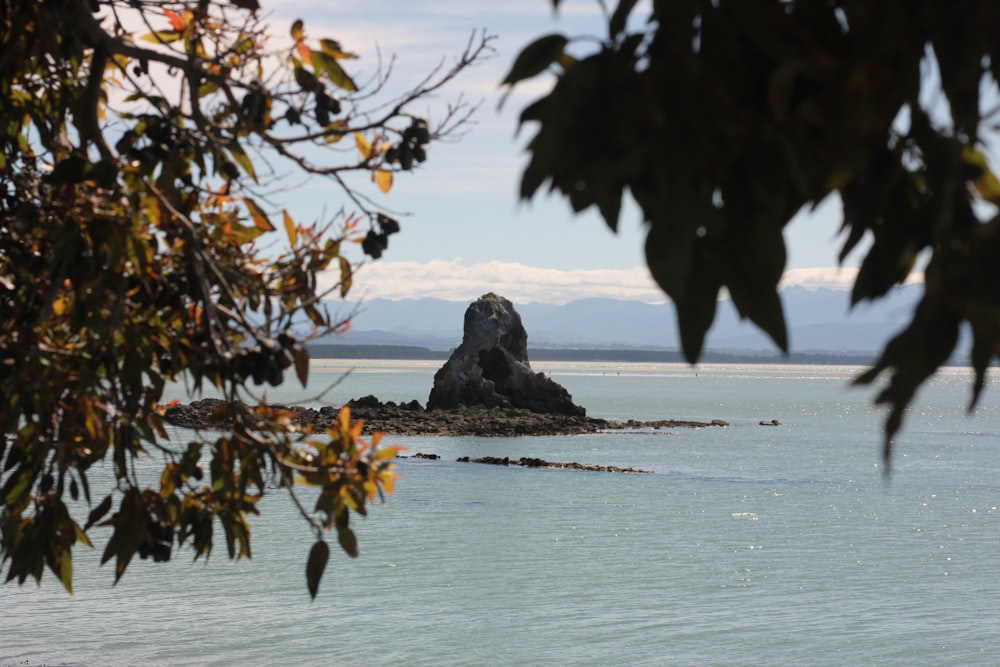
[259,1,871,304]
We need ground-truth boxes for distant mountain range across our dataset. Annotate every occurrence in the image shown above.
[315,284,952,358]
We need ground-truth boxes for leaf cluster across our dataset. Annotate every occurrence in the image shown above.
[508,0,1000,467]
[0,0,489,595]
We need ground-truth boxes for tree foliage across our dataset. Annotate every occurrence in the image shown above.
[507,0,1000,466]
[0,0,490,596]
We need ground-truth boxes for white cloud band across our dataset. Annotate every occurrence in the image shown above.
[323,259,923,304]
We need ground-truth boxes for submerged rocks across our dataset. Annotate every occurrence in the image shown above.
[453,455,652,474]
[427,293,585,416]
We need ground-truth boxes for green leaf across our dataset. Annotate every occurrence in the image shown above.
[3,469,33,506]
[306,540,329,599]
[501,34,568,86]
[58,546,73,594]
[319,39,357,60]
[311,50,357,91]
[227,142,257,182]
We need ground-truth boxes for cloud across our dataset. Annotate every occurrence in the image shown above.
[780,267,860,290]
[323,259,917,304]
[330,259,666,304]
[779,267,924,290]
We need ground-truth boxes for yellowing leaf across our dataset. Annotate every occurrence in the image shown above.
[374,169,393,193]
[354,132,372,160]
[243,198,275,232]
[339,256,352,298]
[109,54,130,71]
[963,146,1000,204]
[323,119,348,143]
[283,209,298,246]
[379,470,396,496]
[290,19,304,41]
[140,31,182,44]
[374,446,399,461]
[52,296,70,316]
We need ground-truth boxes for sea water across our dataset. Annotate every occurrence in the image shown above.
[4,362,1000,666]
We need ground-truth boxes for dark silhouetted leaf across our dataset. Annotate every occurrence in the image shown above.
[337,525,358,558]
[306,540,329,599]
[610,0,640,37]
[501,34,568,86]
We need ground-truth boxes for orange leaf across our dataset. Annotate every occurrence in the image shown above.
[243,198,275,232]
[374,169,393,194]
[164,8,187,31]
[296,41,312,66]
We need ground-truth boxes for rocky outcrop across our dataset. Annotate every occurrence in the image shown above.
[426,293,584,416]
[162,396,726,437]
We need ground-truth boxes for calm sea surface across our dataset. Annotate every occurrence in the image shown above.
[5,361,1000,666]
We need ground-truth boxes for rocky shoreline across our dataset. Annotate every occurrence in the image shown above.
[163,396,729,438]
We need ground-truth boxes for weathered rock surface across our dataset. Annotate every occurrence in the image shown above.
[426,293,585,416]
[162,396,725,437]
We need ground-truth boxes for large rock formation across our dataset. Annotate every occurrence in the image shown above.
[426,293,585,416]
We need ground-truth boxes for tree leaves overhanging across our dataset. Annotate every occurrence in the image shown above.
[0,0,491,595]
[507,0,1000,468]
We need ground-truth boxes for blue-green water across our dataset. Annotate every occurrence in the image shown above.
[5,362,1000,666]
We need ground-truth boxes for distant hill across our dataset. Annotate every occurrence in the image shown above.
[317,284,939,357]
